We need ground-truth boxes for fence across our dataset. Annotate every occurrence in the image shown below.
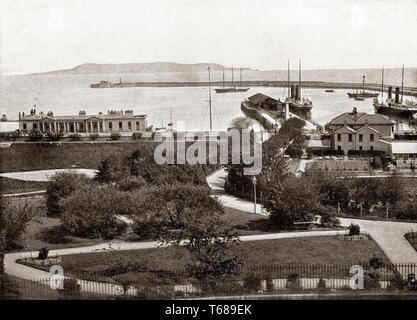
[1,263,416,300]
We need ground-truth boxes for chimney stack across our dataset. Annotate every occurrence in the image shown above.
[295,86,300,100]
[388,86,392,99]
[395,87,400,104]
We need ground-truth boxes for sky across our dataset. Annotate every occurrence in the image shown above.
[1,0,416,75]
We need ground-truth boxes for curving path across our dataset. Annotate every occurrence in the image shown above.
[207,169,417,269]
[0,168,98,182]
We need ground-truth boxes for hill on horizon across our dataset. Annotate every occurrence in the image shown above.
[30,62,417,87]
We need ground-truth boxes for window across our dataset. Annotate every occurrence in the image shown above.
[23,123,27,130]
[348,134,352,142]
[33,123,38,130]
[337,146,342,151]
[359,146,363,151]
[370,146,374,151]
[337,134,341,142]
[136,121,140,131]
[128,122,132,131]
[370,134,374,142]
[99,122,103,132]
[109,122,113,131]
[359,134,363,142]
[119,122,123,131]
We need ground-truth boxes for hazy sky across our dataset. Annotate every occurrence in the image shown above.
[1,0,416,74]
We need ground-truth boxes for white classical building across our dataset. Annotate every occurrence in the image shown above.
[18,109,147,134]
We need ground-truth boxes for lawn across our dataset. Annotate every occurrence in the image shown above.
[0,177,48,194]
[0,141,157,173]
[39,236,389,286]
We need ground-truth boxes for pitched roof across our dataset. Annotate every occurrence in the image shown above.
[248,93,279,105]
[329,112,394,126]
[334,125,355,134]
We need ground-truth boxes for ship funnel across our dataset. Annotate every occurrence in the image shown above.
[388,86,392,99]
[395,87,400,103]
[295,86,300,100]
[290,85,295,98]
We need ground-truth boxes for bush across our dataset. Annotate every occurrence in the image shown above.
[110,132,121,141]
[69,133,81,141]
[286,273,301,290]
[132,132,142,140]
[348,223,360,236]
[27,130,43,142]
[46,132,63,141]
[60,185,127,239]
[38,247,49,260]
[369,255,384,269]
[89,133,99,141]
[58,278,81,299]
[243,273,262,292]
[0,275,20,299]
[46,172,91,217]
[0,200,34,251]
[117,175,147,191]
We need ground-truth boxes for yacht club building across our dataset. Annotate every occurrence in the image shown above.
[18,109,147,134]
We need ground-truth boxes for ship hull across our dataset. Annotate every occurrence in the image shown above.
[215,88,249,93]
[347,92,379,98]
[288,102,312,120]
[374,102,417,117]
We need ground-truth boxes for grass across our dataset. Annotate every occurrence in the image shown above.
[35,236,389,286]
[0,141,157,173]
[0,177,48,194]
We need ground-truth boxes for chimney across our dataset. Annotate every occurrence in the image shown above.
[79,110,86,116]
[395,87,400,103]
[388,86,392,99]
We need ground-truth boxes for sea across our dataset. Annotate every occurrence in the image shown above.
[1,74,416,132]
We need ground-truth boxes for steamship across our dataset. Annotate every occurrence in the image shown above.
[373,66,417,117]
[373,86,417,117]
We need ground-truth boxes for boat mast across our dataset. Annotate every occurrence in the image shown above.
[287,60,290,98]
[222,68,225,88]
[240,68,242,88]
[381,67,384,98]
[298,58,301,99]
[362,75,365,94]
[401,64,404,103]
[232,67,235,89]
[208,67,212,131]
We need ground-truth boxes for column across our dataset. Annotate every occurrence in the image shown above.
[102,120,105,133]
[74,122,77,133]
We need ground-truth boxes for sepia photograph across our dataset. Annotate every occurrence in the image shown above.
[1,0,417,310]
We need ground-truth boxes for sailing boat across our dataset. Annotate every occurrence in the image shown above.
[347,75,379,98]
[215,67,249,93]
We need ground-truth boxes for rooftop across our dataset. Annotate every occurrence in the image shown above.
[19,109,147,121]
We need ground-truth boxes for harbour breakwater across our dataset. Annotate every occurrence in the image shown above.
[92,80,417,97]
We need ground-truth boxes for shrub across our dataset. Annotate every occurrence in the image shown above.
[286,273,301,290]
[89,133,99,141]
[60,185,127,239]
[317,278,327,292]
[46,172,91,217]
[46,132,63,141]
[0,275,20,299]
[243,273,262,292]
[369,255,384,269]
[38,247,49,260]
[96,153,130,183]
[110,132,121,141]
[58,278,81,299]
[27,130,43,141]
[69,133,81,141]
[0,200,34,251]
[349,223,360,236]
[132,132,142,140]
[117,175,147,191]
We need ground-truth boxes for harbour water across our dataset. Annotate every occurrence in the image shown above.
[1,74,416,131]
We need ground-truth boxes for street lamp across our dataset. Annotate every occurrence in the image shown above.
[252,176,257,214]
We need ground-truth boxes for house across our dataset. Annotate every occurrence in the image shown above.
[327,108,395,155]
[391,141,417,168]
[18,109,147,135]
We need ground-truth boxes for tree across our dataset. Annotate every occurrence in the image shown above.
[0,199,34,251]
[46,172,91,217]
[131,184,242,279]
[60,185,127,239]
[264,176,318,229]
[229,117,252,131]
